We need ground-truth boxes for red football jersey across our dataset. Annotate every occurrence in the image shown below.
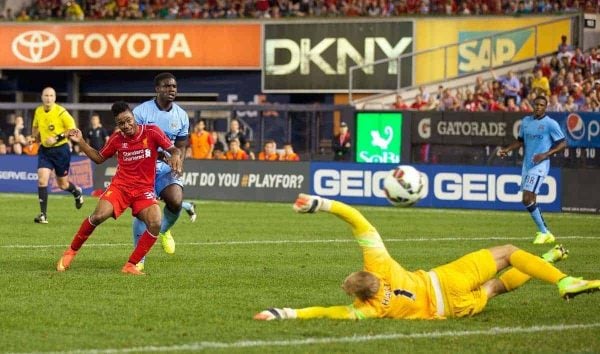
[100,125,173,191]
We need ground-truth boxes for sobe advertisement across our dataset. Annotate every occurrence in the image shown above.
[310,162,561,211]
[355,112,403,163]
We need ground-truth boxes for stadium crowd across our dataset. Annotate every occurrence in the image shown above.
[0,0,597,21]
[391,43,600,113]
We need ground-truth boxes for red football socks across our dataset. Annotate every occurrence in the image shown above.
[128,230,157,265]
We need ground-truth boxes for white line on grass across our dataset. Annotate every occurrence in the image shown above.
[2,235,598,249]
[14,322,600,354]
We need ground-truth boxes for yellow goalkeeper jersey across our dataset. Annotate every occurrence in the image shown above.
[352,247,441,320]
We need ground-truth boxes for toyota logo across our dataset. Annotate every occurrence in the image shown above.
[11,30,60,64]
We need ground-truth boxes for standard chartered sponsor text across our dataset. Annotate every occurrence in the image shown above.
[0,171,37,180]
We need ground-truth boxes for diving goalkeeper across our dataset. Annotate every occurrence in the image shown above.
[254,194,600,321]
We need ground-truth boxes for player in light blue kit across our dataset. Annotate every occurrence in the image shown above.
[132,72,194,269]
[498,96,566,244]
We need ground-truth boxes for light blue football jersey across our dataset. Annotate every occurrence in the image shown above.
[133,99,189,175]
[518,115,565,176]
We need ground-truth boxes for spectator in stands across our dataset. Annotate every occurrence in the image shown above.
[211,131,226,154]
[10,116,28,155]
[225,138,249,160]
[391,94,409,109]
[492,69,521,105]
[0,143,7,155]
[188,120,214,159]
[556,35,574,61]
[16,9,31,21]
[85,113,109,151]
[570,48,587,74]
[563,95,578,112]
[506,97,520,112]
[520,98,534,113]
[213,146,226,160]
[280,142,300,161]
[65,1,84,20]
[547,94,564,112]
[23,135,40,156]
[258,139,279,161]
[534,57,553,78]
[410,94,428,110]
[531,69,551,97]
[225,118,247,149]
[332,121,351,162]
[438,88,460,111]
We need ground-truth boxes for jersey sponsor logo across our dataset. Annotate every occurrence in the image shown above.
[11,30,60,63]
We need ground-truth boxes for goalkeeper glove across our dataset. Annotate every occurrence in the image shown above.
[253,307,297,321]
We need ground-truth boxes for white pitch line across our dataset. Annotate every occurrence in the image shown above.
[1,235,599,249]
[14,323,600,354]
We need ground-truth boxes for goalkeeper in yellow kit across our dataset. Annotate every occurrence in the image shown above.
[254,194,600,321]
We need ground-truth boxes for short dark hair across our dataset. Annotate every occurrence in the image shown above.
[111,101,131,117]
[154,72,176,87]
[534,96,548,105]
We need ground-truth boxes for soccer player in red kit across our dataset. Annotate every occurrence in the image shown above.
[56,101,182,275]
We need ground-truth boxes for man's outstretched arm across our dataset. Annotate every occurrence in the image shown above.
[254,305,366,321]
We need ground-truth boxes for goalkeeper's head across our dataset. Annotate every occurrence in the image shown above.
[342,271,380,301]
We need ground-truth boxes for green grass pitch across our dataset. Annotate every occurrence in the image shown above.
[1,193,599,353]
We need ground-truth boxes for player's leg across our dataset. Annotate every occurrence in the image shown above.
[53,145,84,210]
[57,199,114,272]
[182,201,197,222]
[485,244,600,299]
[157,181,183,254]
[123,200,161,275]
[484,245,569,299]
[35,166,52,224]
[521,174,553,244]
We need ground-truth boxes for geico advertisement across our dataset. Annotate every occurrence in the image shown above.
[263,21,413,92]
[310,162,561,211]
[0,22,260,68]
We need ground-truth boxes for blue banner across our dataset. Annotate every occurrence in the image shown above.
[0,155,95,194]
[310,162,561,211]
[548,112,600,148]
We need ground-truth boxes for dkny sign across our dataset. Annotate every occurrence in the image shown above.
[263,21,414,92]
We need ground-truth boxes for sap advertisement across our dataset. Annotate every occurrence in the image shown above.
[0,155,94,193]
[310,162,561,211]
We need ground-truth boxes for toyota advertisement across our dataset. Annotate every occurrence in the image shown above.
[0,23,261,69]
[310,162,561,211]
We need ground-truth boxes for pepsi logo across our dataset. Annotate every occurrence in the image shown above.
[566,113,585,140]
[11,31,60,64]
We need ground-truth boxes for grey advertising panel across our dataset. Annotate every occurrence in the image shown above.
[411,112,521,146]
[561,168,600,213]
[94,159,310,202]
[263,21,414,92]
